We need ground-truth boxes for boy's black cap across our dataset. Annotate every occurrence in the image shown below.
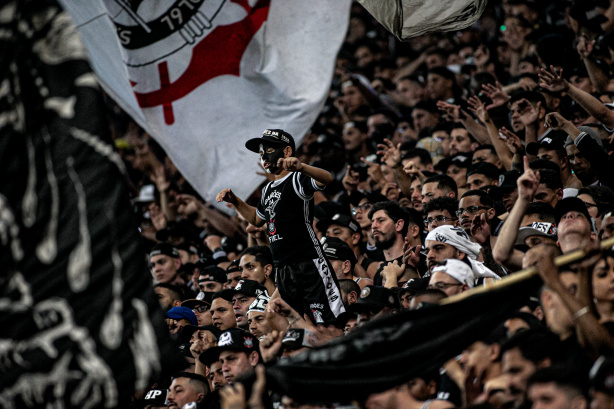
[245,129,296,154]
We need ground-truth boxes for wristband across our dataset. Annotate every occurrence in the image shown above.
[574,306,590,320]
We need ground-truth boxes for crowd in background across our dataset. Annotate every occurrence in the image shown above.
[110,1,614,408]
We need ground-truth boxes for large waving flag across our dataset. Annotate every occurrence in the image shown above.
[60,0,352,202]
[0,1,183,407]
[357,0,488,40]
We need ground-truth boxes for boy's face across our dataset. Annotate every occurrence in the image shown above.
[259,143,286,174]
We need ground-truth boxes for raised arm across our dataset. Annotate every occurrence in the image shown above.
[540,66,614,129]
[492,157,536,270]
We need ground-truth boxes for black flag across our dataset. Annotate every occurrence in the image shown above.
[266,273,542,403]
[0,1,184,407]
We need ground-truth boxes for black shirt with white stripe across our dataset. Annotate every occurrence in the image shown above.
[256,172,325,266]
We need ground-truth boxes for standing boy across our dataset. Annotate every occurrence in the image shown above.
[217,129,344,323]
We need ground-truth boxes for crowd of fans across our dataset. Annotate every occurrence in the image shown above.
[110,0,614,408]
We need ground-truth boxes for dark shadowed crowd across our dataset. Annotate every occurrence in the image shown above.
[109,1,614,409]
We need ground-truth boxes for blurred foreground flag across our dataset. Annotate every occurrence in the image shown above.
[61,0,352,202]
[357,0,488,40]
[0,1,184,408]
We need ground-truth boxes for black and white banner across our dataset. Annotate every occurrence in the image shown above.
[0,1,183,407]
[357,0,488,40]
[266,274,542,403]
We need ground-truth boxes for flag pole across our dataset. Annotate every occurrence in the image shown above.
[441,236,614,305]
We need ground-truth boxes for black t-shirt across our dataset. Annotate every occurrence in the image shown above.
[257,172,325,266]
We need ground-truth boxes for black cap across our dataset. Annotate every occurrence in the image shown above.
[316,213,361,236]
[199,266,227,284]
[435,153,472,172]
[555,197,591,224]
[245,129,296,154]
[179,324,222,343]
[349,285,399,313]
[321,237,357,267]
[199,328,260,366]
[133,389,168,408]
[219,279,268,301]
[399,277,430,294]
[226,258,241,274]
[526,135,566,156]
[181,293,212,310]
[149,242,180,259]
[490,170,521,200]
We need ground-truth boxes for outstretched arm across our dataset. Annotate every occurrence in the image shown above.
[216,189,265,227]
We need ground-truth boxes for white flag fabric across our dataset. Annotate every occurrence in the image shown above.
[357,0,488,40]
[61,0,351,202]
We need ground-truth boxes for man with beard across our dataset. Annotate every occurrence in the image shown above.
[154,283,184,312]
[166,372,209,409]
[424,225,501,283]
[247,294,272,340]
[368,201,419,286]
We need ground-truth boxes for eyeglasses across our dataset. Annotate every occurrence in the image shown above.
[427,282,463,290]
[424,216,457,226]
[193,306,209,313]
[582,201,597,209]
[352,203,372,216]
[455,206,490,218]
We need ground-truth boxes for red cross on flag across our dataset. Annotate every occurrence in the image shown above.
[61,0,352,202]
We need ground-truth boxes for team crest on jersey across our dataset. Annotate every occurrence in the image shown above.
[269,219,276,235]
